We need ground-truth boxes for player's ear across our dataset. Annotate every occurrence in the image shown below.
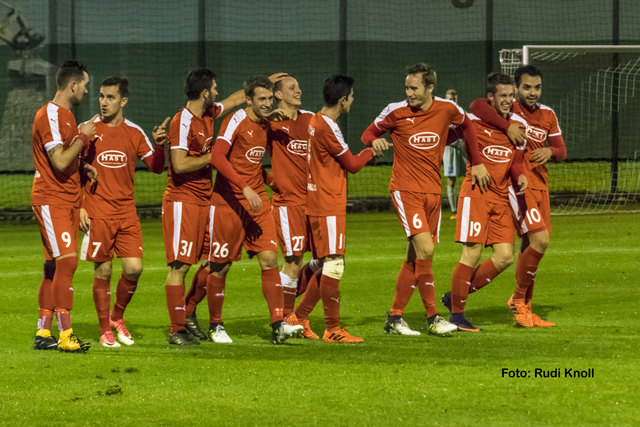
[120,96,128,108]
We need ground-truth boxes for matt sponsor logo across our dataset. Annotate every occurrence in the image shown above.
[287,139,307,157]
[245,146,265,164]
[97,150,127,168]
[525,125,547,143]
[483,145,512,163]
[409,132,439,150]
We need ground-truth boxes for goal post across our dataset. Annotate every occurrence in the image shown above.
[499,45,640,214]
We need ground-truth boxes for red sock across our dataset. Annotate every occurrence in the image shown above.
[206,274,226,324]
[37,272,54,331]
[37,308,53,331]
[185,264,208,316]
[165,284,186,333]
[468,259,500,294]
[415,259,437,317]
[261,268,284,323]
[319,273,341,330]
[514,247,544,300]
[55,308,71,332]
[282,272,298,317]
[294,269,322,320]
[451,263,474,313]
[390,261,416,316]
[92,277,111,334]
[52,256,77,310]
[111,275,137,321]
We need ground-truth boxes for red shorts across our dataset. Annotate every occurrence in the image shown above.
[32,204,79,260]
[308,215,346,258]
[509,186,552,236]
[391,190,442,242]
[80,215,143,262]
[162,199,209,265]
[273,204,309,257]
[208,203,278,262]
[456,196,515,245]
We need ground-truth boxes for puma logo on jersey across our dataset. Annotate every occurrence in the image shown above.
[97,150,128,168]
[483,129,493,137]
[409,132,439,150]
[482,145,512,163]
[247,130,254,138]
[282,126,290,132]
[65,122,72,127]
[270,240,277,246]
[405,117,416,124]
[198,131,205,137]
[95,134,103,142]
[245,146,265,163]
[308,126,315,136]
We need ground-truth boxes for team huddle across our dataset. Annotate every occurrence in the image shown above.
[30,59,566,353]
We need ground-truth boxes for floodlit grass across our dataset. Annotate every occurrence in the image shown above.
[0,212,638,425]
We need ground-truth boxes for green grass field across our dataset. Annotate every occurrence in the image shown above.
[1,212,639,425]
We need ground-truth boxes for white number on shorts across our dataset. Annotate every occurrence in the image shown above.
[469,221,482,237]
[179,240,193,257]
[525,208,542,224]
[212,242,229,258]
[61,232,71,248]
[91,242,102,258]
[412,213,423,229]
[292,236,304,252]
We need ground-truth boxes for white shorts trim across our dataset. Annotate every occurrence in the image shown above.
[41,205,60,258]
[208,205,215,260]
[459,197,472,242]
[392,191,411,237]
[326,216,337,254]
[172,201,183,259]
[278,206,293,256]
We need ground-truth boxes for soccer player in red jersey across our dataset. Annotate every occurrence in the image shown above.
[78,77,167,347]
[470,65,566,328]
[292,74,382,343]
[442,73,528,331]
[207,75,303,344]
[162,68,243,345]
[361,63,491,336]
[265,75,320,339]
[31,60,97,353]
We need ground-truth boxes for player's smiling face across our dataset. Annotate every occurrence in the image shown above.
[99,85,127,121]
[248,86,275,119]
[278,77,302,107]
[489,83,515,116]
[405,73,433,108]
[517,74,542,109]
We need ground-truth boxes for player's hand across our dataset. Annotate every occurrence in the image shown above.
[530,147,552,164]
[242,186,262,213]
[79,114,99,138]
[79,208,90,233]
[470,163,491,192]
[371,138,392,157]
[268,72,289,84]
[153,117,170,145]
[268,108,290,122]
[516,174,528,194]
[507,122,525,146]
[83,163,98,184]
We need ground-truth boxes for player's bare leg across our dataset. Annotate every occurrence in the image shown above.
[205,261,232,343]
[165,262,198,345]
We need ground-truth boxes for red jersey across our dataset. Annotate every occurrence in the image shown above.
[82,117,155,218]
[511,101,562,190]
[164,103,223,204]
[306,112,351,216]
[460,113,527,204]
[212,109,270,206]
[373,97,466,193]
[31,102,81,207]
[268,110,313,206]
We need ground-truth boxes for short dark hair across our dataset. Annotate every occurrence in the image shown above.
[406,62,437,88]
[185,68,216,100]
[486,72,514,95]
[101,76,129,97]
[514,65,542,86]
[322,74,354,107]
[244,75,273,98]
[56,60,87,89]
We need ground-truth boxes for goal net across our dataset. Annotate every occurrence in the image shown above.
[500,45,640,214]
